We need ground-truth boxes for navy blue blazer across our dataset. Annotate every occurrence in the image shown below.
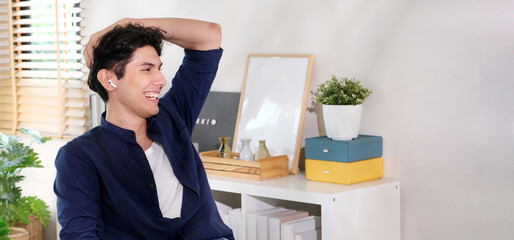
[54,49,233,240]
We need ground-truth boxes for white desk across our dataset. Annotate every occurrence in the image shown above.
[208,172,400,240]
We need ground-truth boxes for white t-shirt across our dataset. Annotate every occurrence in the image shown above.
[144,142,183,219]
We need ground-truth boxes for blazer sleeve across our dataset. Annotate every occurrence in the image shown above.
[54,143,103,240]
[158,48,223,134]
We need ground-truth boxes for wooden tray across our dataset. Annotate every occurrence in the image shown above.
[199,150,289,180]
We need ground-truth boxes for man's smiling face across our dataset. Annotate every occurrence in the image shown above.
[112,45,166,120]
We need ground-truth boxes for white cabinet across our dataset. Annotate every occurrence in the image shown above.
[208,172,400,240]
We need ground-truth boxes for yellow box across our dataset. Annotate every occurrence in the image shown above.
[305,157,383,185]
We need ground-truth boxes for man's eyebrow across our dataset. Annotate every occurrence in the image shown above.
[140,62,163,68]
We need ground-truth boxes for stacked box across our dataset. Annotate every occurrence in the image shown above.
[305,135,383,184]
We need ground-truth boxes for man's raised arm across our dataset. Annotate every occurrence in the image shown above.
[84,18,222,68]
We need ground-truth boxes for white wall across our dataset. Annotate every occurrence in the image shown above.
[22,0,514,239]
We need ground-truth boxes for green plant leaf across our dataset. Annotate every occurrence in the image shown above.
[0,132,20,151]
[0,132,9,149]
[313,75,372,105]
[0,144,42,172]
[0,129,51,230]
[0,219,9,238]
[20,127,51,144]
[25,196,51,228]
[1,200,31,224]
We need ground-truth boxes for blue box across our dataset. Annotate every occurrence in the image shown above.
[305,135,382,163]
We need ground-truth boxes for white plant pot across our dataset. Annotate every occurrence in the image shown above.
[315,101,326,136]
[322,104,362,140]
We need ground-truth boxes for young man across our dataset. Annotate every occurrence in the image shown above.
[54,18,233,239]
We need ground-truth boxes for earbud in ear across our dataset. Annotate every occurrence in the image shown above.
[108,79,117,88]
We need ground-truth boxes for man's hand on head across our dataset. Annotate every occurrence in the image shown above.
[83,18,132,69]
[84,31,101,69]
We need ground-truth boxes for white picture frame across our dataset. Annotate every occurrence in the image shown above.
[232,54,314,174]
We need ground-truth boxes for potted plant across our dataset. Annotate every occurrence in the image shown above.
[0,127,51,240]
[1,219,29,240]
[0,220,9,239]
[312,75,372,140]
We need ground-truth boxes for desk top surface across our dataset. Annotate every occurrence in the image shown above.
[208,171,399,202]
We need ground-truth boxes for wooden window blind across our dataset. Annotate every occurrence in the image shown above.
[0,0,12,132]
[0,0,86,137]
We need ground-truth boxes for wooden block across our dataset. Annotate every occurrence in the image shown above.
[205,169,261,181]
[202,162,261,174]
[200,150,289,180]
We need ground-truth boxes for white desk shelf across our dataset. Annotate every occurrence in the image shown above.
[208,172,400,240]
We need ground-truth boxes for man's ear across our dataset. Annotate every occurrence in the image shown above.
[97,69,116,91]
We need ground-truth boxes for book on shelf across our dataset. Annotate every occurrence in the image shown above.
[268,210,309,240]
[256,210,297,240]
[220,213,229,227]
[246,207,286,240]
[228,208,242,240]
[294,228,321,240]
[281,215,321,240]
[214,202,243,239]
[215,201,233,226]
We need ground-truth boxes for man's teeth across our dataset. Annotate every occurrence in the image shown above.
[145,94,159,99]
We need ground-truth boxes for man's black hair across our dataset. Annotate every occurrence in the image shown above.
[87,23,165,102]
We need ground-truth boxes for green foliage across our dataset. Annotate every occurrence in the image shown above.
[19,128,50,145]
[313,75,372,105]
[0,219,9,239]
[25,197,50,228]
[0,127,51,229]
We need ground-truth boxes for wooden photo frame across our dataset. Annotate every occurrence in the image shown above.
[232,54,314,174]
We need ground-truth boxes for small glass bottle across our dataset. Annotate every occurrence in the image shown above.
[218,137,232,159]
[255,140,270,160]
[239,138,254,161]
